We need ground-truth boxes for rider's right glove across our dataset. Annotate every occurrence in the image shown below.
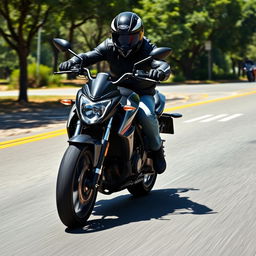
[148,69,165,81]
[59,60,74,71]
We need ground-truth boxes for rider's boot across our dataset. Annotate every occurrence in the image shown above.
[152,143,166,174]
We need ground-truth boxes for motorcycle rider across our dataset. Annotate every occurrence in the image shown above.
[59,11,171,174]
[243,57,254,66]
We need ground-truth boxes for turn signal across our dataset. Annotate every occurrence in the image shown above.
[60,99,74,105]
[123,105,136,111]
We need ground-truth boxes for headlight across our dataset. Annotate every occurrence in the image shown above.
[79,95,111,124]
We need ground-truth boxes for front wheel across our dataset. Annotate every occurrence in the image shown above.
[246,71,254,82]
[56,144,97,228]
[127,172,157,196]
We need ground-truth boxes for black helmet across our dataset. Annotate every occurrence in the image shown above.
[111,11,144,57]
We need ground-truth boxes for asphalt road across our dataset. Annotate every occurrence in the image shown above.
[0,83,256,256]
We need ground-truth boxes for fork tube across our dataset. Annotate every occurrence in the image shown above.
[74,120,82,136]
[92,117,113,187]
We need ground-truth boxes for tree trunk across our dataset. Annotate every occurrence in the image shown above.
[180,60,194,80]
[18,50,28,102]
[231,58,236,75]
[66,24,76,79]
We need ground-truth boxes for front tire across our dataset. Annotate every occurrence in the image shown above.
[127,172,157,196]
[56,144,97,228]
[246,71,254,82]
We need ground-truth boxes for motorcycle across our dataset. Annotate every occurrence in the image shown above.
[243,62,256,82]
[53,38,182,228]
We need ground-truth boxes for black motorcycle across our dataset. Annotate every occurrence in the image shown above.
[53,38,182,228]
[243,62,256,82]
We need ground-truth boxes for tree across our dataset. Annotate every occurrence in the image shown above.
[0,39,18,79]
[134,0,244,79]
[0,0,51,102]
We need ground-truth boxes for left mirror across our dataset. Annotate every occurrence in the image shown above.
[53,38,71,52]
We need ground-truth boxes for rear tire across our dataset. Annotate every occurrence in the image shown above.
[56,144,97,228]
[127,172,157,196]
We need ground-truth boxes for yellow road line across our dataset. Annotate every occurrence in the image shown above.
[0,129,66,149]
[164,90,256,112]
[0,129,66,145]
[1,90,256,149]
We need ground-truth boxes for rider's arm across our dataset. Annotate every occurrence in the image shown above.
[69,39,110,67]
[142,38,171,81]
[150,60,171,81]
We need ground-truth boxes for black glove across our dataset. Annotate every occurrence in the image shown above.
[148,69,165,81]
[59,60,74,71]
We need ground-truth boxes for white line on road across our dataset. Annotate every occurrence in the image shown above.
[218,113,243,122]
[184,115,213,123]
[200,114,228,122]
[184,114,244,123]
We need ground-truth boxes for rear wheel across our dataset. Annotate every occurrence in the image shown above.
[56,145,97,228]
[127,172,157,196]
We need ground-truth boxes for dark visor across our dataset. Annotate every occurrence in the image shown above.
[113,33,140,49]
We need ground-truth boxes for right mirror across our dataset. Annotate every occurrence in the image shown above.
[149,47,172,60]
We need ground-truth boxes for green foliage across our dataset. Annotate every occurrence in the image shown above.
[172,73,186,82]
[245,33,256,60]
[134,0,250,79]
[2,0,256,85]
[10,63,61,89]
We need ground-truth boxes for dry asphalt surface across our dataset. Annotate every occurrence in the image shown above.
[0,82,256,256]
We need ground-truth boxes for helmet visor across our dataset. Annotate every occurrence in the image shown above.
[113,33,140,50]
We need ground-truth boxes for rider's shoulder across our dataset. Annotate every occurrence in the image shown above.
[141,37,157,54]
[96,38,114,52]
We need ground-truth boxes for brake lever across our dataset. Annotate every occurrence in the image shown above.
[54,70,77,74]
[54,68,81,75]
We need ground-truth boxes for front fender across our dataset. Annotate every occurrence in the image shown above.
[68,134,101,167]
[68,134,98,144]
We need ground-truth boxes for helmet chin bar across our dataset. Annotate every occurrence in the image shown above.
[118,48,132,58]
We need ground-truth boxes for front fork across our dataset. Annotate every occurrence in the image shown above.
[91,117,113,188]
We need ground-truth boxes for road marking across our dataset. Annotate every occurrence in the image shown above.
[1,90,255,149]
[200,114,228,122]
[164,90,256,112]
[184,114,243,123]
[0,129,66,149]
[218,113,243,122]
[184,115,213,123]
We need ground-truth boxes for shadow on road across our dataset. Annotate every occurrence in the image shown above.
[66,188,215,234]
[0,100,70,131]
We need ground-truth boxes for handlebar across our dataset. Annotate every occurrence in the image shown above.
[112,70,157,84]
[54,70,78,74]
[54,67,93,80]
[54,68,157,84]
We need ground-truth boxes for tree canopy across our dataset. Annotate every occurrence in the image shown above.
[0,0,256,101]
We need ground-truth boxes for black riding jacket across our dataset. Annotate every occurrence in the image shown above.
[71,37,171,95]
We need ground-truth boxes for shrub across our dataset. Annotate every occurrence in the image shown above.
[9,63,61,89]
[172,73,186,82]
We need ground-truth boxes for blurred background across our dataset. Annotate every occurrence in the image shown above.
[1,0,256,101]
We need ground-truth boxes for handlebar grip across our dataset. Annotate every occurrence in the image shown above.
[134,70,150,78]
[134,70,157,83]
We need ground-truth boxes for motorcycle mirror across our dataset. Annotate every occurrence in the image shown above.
[53,38,83,62]
[53,38,71,52]
[133,47,172,73]
[149,47,172,60]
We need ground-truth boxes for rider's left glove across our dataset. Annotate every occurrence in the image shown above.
[148,69,165,81]
[59,60,74,71]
